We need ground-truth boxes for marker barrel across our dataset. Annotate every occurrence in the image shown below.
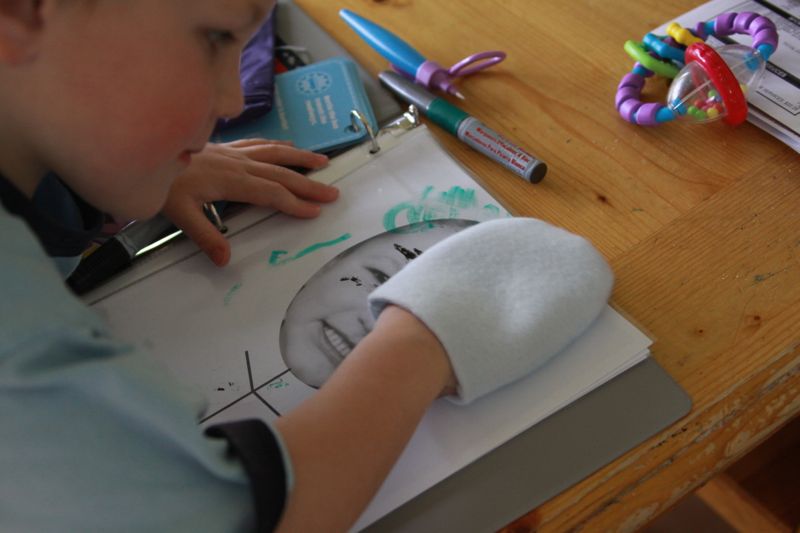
[457,117,547,183]
[427,99,469,135]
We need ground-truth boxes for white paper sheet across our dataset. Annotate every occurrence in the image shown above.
[91,126,651,530]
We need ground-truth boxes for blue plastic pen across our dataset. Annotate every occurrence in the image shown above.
[339,9,466,99]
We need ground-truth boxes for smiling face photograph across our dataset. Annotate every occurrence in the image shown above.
[279,219,478,388]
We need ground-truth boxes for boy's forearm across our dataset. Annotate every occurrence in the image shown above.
[274,305,452,532]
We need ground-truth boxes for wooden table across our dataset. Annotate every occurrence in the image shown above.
[295,1,800,530]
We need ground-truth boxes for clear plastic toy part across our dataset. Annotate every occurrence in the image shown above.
[667,44,766,124]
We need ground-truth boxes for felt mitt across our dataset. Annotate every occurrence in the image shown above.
[368,217,613,404]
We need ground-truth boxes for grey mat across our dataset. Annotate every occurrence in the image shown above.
[366,358,691,532]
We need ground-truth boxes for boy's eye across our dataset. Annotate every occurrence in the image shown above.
[205,29,237,51]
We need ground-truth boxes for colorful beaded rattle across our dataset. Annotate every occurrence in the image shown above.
[615,12,778,126]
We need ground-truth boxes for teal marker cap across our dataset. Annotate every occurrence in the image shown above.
[427,99,470,135]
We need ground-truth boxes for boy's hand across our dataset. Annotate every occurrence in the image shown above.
[161,139,337,266]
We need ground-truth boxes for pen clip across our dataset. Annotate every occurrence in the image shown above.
[394,50,507,98]
[447,50,506,78]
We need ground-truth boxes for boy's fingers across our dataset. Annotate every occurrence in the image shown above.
[243,143,329,169]
[242,164,339,203]
[166,204,231,267]
[222,176,326,219]
[225,138,294,149]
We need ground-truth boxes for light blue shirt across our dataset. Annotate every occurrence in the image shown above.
[0,205,282,531]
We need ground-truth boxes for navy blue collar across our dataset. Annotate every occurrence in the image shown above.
[0,172,104,257]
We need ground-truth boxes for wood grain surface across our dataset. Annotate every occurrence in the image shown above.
[294,1,800,530]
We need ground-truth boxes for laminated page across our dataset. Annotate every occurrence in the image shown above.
[91,126,651,530]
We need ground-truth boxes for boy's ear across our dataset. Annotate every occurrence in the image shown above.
[0,0,46,65]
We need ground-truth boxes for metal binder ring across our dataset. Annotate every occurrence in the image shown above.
[406,104,420,127]
[350,109,380,154]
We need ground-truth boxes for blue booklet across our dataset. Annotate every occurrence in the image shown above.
[213,57,378,153]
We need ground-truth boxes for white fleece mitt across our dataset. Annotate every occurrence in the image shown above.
[368,217,613,404]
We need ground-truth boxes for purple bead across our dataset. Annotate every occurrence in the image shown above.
[715,12,737,35]
[749,15,777,34]
[635,103,663,126]
[664,37,681,48]
[750,17,779,49]
[733,12,758,32]
[619,73,645,90]
[693,22,708,40]
[619,99,644,123]
[754,29,779,49]
[615,87,640,110]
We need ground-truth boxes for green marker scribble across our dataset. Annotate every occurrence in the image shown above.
[384,185,492,232]
[224,282,242,306]
[383,202,423,232]
[293,234,352,260]
[269,251,288,265]
[269,233,352,266]
[440,186,476,209]
[483,203,501,216]
[267,378,289,390]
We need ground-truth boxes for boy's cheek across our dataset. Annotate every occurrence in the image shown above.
[149,96,216,151]
[68,160,178,221]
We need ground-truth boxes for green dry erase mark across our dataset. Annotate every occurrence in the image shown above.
[440,186,476,209]
[384,185,501,231]
[269,250,289,264]
[483,203,500,216]
[266,378,289,390]
[269,233,352,266]
[753,272,777,284]
[224,282,243,306]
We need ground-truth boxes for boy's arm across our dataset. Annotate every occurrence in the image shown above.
[274,305,454,532]
[271,217,613,531]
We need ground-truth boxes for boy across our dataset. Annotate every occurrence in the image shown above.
[0,1,613,531]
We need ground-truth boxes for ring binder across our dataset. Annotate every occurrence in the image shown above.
[382,104,421,133]
[350,108,380,153]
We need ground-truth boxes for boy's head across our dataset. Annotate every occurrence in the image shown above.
[0,0,273,220]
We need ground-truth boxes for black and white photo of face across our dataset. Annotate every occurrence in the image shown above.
[279,219,477,388]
